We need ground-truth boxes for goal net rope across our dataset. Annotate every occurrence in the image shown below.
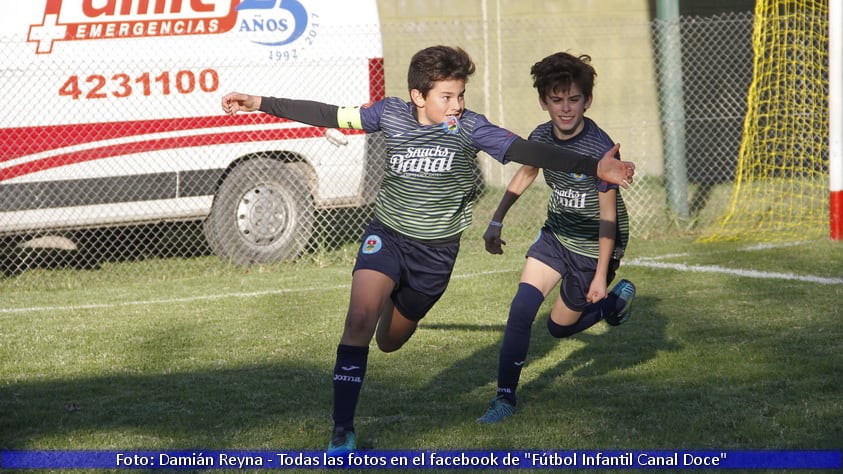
[701,0,829,242]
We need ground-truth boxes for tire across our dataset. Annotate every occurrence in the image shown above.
[203,158,314,265]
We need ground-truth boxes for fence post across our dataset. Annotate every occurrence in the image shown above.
[657,0,690,220]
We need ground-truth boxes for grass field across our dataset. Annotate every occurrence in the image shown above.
[1,190,842,471]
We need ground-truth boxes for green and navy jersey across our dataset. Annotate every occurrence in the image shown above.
[358,97,517,240]
[529,118,629,259]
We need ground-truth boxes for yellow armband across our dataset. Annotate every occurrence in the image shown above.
[337,106,363,130]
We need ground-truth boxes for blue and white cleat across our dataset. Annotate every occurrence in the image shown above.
[327,427,356,455]
[476,396,516,424]
[605,279,636,326]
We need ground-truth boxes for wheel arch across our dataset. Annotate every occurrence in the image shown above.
[212,150,317,201]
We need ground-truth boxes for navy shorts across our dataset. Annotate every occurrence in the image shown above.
[353,219,461,321]
[525,227,618,311]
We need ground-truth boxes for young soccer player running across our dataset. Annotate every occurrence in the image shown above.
[476,52,637,424]
[220,46,635,453]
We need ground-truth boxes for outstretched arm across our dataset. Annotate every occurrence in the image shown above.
[503,138,634,188]
[484,165,540,254]
[221,93,341,128]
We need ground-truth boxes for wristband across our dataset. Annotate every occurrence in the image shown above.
[489,220,503,228]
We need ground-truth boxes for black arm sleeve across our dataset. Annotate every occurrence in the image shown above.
[259,97,340,128]
[503,137,599,176]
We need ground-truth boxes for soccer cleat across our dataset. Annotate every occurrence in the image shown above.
[476,396,516,424]
[327,426,356,455]
[604,279,636,326]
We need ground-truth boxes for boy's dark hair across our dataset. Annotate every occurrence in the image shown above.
[531,52,596,100]
[408,45,476,97]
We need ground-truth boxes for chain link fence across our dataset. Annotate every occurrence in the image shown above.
[1,11,756,279]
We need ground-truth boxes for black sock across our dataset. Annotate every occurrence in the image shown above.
[332,344,369,432]
[496,283,544,406]
[547,307,603,338]
[588,292,621,320]
[547,293,619,337]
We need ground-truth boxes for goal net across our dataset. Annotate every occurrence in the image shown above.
[701,0,829,242]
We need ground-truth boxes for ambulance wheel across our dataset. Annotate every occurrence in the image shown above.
[204,158,314,265]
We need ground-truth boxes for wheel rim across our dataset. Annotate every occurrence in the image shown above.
[235,186,291,246]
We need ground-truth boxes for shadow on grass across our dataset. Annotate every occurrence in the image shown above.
[0,298,672,451]
[419,295,676,399]
[0,363,331,449]
[4,292,842,451]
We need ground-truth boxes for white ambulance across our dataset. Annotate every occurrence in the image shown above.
[0,0,385,265]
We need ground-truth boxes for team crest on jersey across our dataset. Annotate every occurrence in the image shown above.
[442,115,460,134]
[361,234,383,254]
[569,173,588,181]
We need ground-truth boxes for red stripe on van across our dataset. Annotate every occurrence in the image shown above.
[0,114,289,162]
[0,124,362,181]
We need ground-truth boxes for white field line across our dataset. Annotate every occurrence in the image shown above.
[624,259,843,285]
[0,284,349,315]
[1,244,839,315]
[625,241,843,285]
[0,271,511,315]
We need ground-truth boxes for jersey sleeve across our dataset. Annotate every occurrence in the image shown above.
[469,114,519,163]
[355,99,388,133]
[259,97,339,127]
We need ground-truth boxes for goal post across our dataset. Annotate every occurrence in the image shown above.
[830,0,843,240]
[701,0,832,243]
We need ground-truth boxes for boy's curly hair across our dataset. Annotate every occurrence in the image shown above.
[531,52,596,100]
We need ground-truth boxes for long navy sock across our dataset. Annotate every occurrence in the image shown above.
[497,283,544,406]
[332,344,369,432]
[546,293,619,338]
